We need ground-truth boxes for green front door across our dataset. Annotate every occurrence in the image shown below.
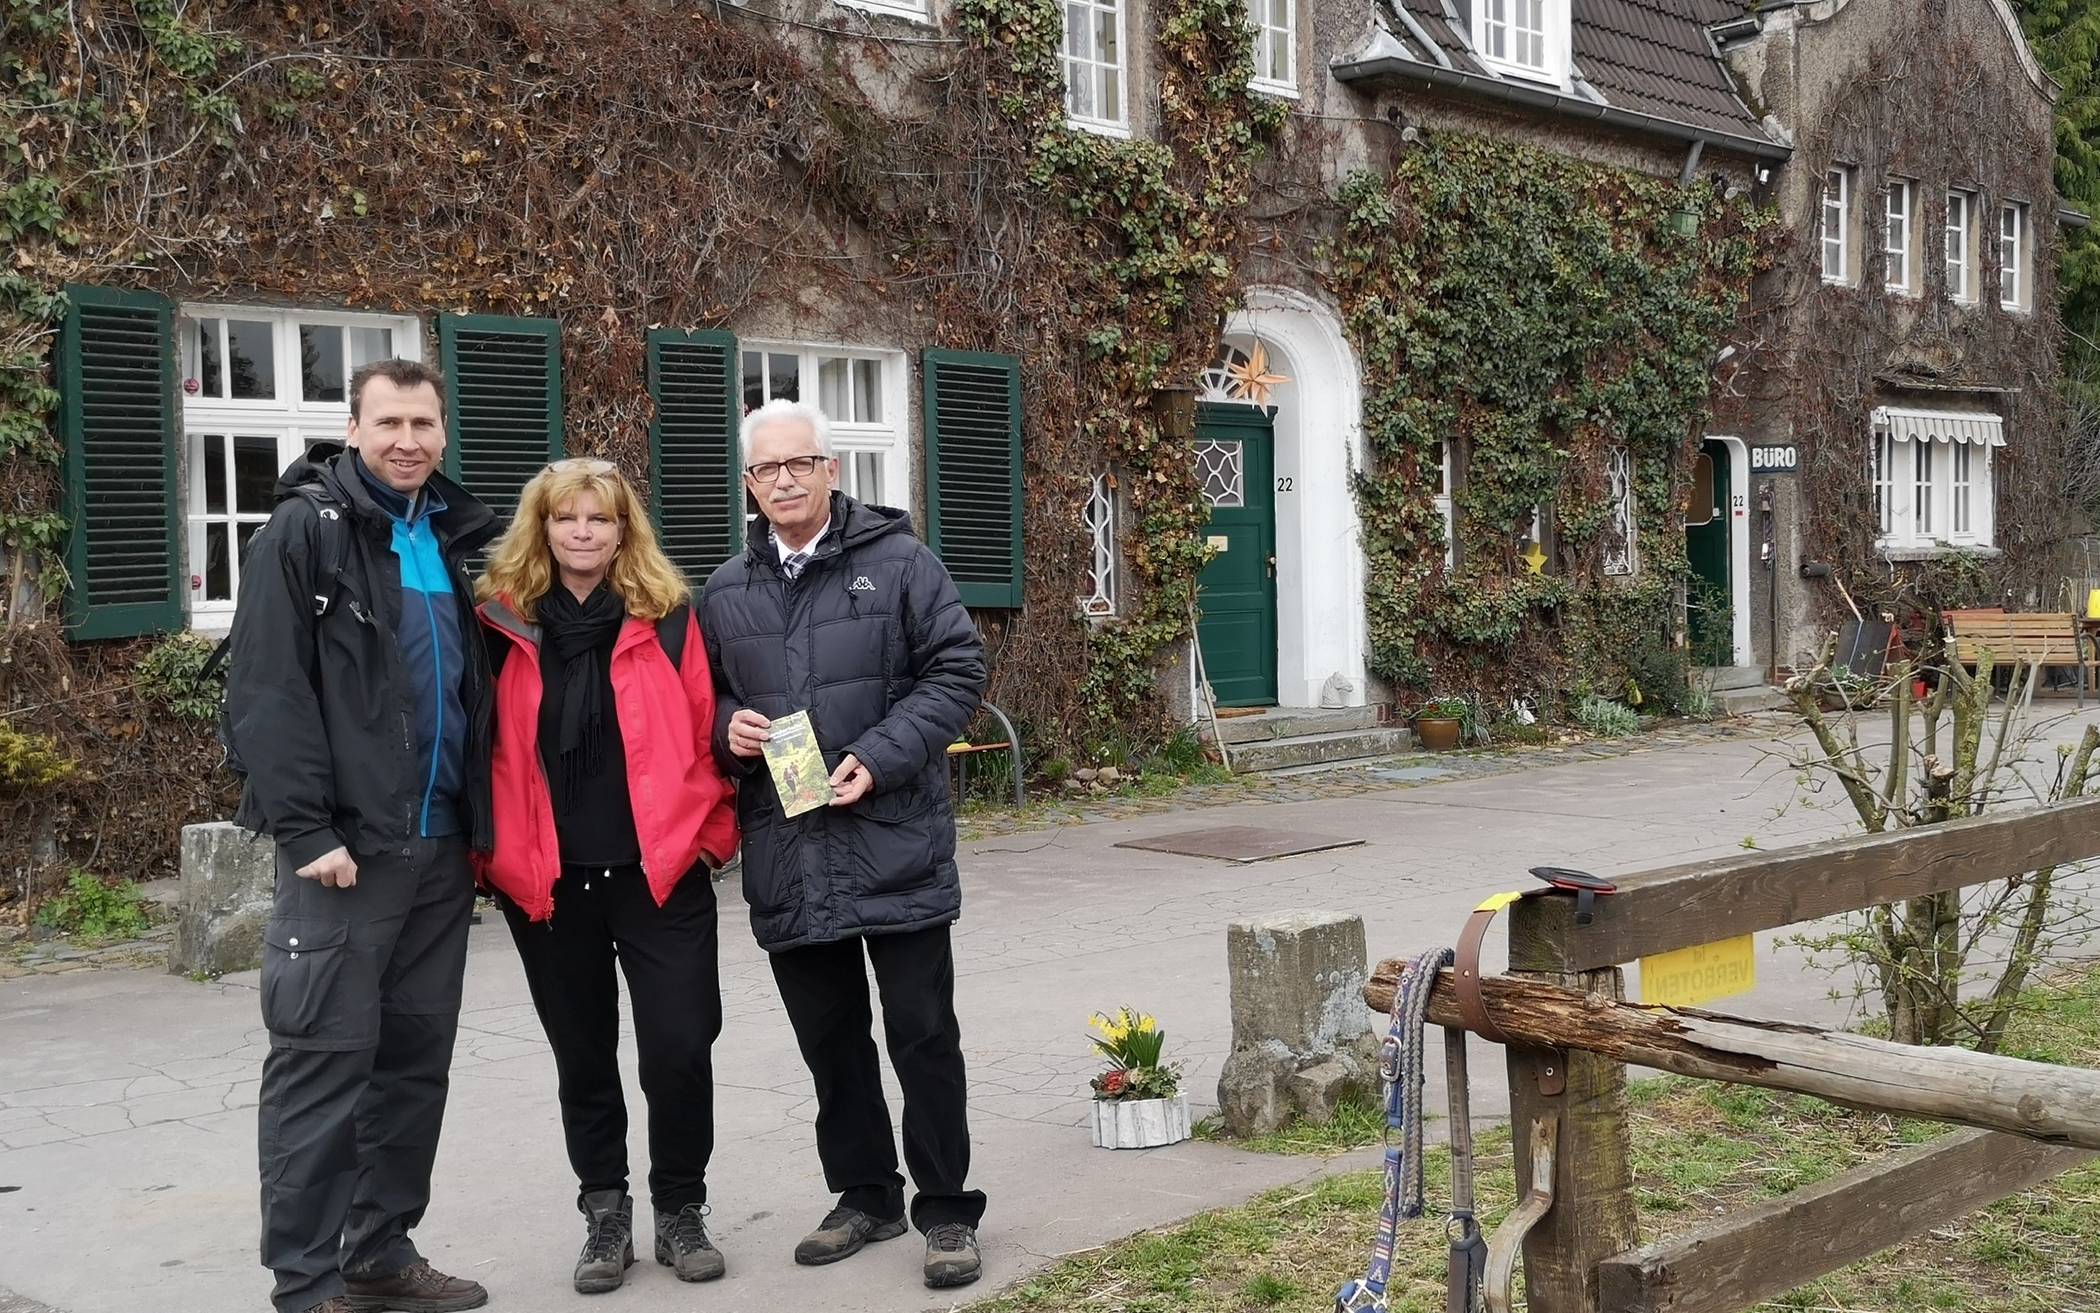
[1194,404,1278,707]
[1686,439,1732,666]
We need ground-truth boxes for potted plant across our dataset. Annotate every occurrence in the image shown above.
[1086,1007,1190,1149]
[1412,696,1469,751]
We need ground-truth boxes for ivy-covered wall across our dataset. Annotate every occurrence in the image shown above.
[1325,134,1772,704]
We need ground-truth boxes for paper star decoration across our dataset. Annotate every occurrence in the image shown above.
[1521,541,1548,575]
[1224,342,1290,407]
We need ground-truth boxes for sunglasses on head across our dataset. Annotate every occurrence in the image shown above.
[545,457,618,475]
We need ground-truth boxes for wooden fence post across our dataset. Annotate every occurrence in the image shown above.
[1506,901,1638,1313]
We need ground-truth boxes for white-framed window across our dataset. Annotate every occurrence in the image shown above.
[1063,0,1128,136]
[1872,408,2001,550]
[1080,473,1117,617]
[740,342,911,511]
[178,304,423,628]
[1821,166,1853,285]
[1434,439,1455,567]
[1885,179,1915,294]
[1474,0,1567,86]
[1248,0,1296,97]
[1604,446,1636,576]
[1946,189,1976,303]
[2001,201,2029,311]
[831,0,929,22]
[1520,504,1548,574]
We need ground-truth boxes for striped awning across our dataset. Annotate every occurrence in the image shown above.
[1872,406,2006,447]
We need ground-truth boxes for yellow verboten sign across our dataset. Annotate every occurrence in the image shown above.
[1640,934,1756,1008]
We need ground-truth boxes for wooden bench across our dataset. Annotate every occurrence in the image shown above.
[1944,610,2095,704]
[945,701,1025,807]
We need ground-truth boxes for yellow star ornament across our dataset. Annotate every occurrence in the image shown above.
[1225,343,1290,407]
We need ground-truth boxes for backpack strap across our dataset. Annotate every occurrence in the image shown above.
[197,486,350,684]
[656,602,691,672]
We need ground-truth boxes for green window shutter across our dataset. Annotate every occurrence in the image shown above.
[647,329,742,587]
[58,285,181,640]
[437,314,562,528]
[922,349,1023,608]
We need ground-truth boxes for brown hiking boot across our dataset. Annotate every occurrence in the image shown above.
[342,1259,489,1312]
[793,1204,908,1266]
[923,1222,982,1289]
[576,1188,636,1294]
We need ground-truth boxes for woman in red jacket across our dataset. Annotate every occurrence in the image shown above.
[474,458,738,1296]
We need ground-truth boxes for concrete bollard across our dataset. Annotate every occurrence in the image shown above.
[1217,910,1382,1135]
[169,822,275,977]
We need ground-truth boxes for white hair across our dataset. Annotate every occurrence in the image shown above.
[740,397,833,457]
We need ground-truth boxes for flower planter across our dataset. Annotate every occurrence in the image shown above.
[1090,1093,1192,1149]
[1413,716,1462,751]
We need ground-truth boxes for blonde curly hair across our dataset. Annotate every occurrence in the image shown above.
[475,458,688,622]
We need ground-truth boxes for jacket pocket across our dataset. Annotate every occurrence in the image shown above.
[259,918,368,1048]
[842,785,941,898]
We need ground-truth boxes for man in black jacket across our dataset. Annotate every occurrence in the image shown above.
[701,398,988,1290]
[224,360,497,1313]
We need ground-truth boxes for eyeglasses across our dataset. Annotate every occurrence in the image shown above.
[744,455,830,482]
[545,457,617,475]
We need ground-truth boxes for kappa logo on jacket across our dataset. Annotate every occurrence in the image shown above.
[848,576,877,592]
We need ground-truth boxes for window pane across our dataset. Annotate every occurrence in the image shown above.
[741,351,766,413]
[767,352,800,402]
[193,319,224,398]
[205,523,232,601]
[853,359,883,423]
[1066,1,1088,61]
[227,319,276,399]
[301,324,345,402]
[1270,0,1288,29]
[817,356,850,420]
[1102,64,1121,121]
[345,326,393,375]
[853,452,882,504]
[235,436,277,513]
[202,435,228,515]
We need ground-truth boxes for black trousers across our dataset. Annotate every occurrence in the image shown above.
[257,836,473,1313]
[501,864,722,1215]
[769,923,986,1232]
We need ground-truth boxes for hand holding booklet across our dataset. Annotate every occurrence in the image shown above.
[763,709,833,818]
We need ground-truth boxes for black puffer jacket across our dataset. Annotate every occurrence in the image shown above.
[700,493,986,951]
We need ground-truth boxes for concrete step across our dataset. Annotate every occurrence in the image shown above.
[1699,665,1769,693]
[1715,684,1788,715]
[1225,727,1415,774]
[1210,705,1382,745]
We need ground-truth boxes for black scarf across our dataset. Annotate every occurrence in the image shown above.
[540,582,626,795]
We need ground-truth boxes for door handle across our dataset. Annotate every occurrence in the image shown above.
[1267,555,1277,579]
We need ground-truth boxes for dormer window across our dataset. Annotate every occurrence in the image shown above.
[1473,0,1567,86]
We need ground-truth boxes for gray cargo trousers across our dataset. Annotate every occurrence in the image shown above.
[256,835,473,1313]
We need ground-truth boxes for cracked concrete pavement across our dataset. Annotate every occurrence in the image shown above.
[7,707,2099,1312]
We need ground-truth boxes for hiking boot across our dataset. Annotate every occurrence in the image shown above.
[792,1204,908,1266]
[923,1222,982,1289]
[342,1259,489,1312]
[574,1188,636,1294]
[302,1300,355,1313]
[654,1202,726,1282]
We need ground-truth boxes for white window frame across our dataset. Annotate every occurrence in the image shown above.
[1062,0,1130,137]
[740,341,912,514]
[1080,473,1117,617]
[1872,416,1998,552]
[1604,446,1636,576]
[2001,201,2029,312]
[831,0,930,22]
[1821,166,1852,285]
[1434,439,1455,568]
[1885,179,1915,295]
[1247,0,1297,98]
[1946,189,1976,304]
[177,304,423,630]
[1473,0,1569,89]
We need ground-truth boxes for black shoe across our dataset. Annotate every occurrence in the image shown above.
[792,1204,909,1266]
[655,1203,726,1282]
[923,1222,982,1289]
[574,1188,636,1295]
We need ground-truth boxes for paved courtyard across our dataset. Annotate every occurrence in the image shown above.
[6,705,2098,1313]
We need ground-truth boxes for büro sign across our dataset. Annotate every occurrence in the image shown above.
[1750,444,1800,474]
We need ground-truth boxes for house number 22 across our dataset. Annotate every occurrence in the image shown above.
[1275,477,1294,493]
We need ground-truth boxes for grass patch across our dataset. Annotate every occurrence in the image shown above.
[1195,1098,1387,1156]
[967,965,2100,1313]
[33,871,153,945]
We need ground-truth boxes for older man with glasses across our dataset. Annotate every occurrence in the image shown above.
[699,397,989,1290]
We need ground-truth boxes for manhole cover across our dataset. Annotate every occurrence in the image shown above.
[1114,826,1365,863]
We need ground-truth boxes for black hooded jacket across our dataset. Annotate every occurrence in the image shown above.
[700,492,986,951]
[223,444,500,867]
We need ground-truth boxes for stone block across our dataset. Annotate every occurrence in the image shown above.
[1217,910,1380,1136]
[170,822,275,978]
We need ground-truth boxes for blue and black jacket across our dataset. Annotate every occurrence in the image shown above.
[225,443,500,868]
